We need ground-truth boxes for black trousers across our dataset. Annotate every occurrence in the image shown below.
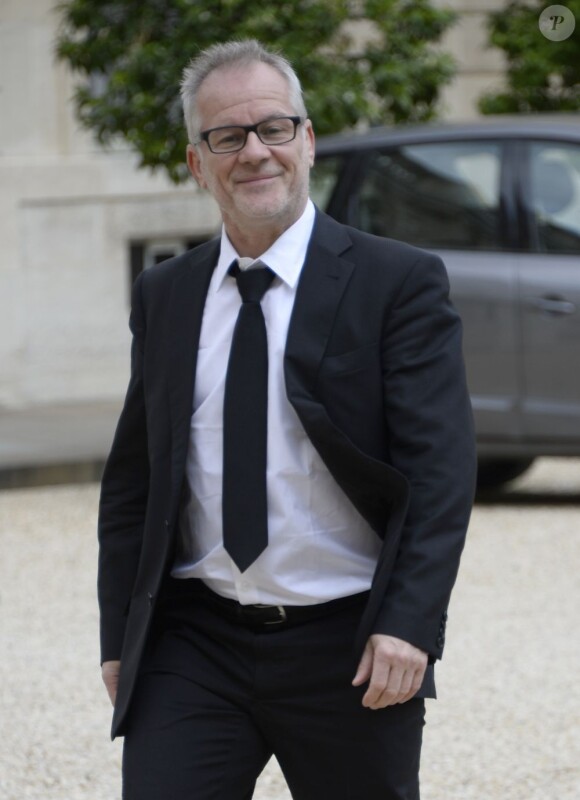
[122,581,425,800]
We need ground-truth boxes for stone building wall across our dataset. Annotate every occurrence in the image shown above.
[435,0,509,119]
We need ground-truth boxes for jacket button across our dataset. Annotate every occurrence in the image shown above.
[147,592,155,606]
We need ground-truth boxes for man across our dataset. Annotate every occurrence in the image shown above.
[99,39,476,800]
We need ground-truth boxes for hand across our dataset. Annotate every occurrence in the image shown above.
[352,634,428,709]
[101,660,121,707]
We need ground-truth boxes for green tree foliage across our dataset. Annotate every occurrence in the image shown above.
[479,0,580,114]
[55,0,457,182]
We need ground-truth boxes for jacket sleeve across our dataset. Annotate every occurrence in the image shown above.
[97,272,150,664]
[372,251,477,660]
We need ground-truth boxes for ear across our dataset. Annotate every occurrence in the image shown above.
[186,144,208,189]
[304,119,316,168]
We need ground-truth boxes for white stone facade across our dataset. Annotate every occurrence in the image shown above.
[0,0,508,415]
[434,0,509,119]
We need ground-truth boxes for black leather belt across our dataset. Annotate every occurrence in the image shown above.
[166,578,368,631]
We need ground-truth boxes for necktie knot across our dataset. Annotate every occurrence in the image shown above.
[229,260,275,304]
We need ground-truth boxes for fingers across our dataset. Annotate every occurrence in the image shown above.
[101,660,121,707]
[354,635,427,709]
[352,640,373,687]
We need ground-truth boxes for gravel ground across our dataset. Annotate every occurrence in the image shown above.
[1,457,579,799]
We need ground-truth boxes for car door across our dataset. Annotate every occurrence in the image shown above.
[337,138,522,443]
[517,138,580,443]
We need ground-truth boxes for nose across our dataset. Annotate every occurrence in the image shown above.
[238,131,271,162]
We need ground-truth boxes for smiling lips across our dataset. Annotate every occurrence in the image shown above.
[235,173,281,185]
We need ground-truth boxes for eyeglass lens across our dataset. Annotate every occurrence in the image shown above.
[207,117,298,153]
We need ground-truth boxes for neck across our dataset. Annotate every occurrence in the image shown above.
[225,227,282,259]
[223,203,307,259]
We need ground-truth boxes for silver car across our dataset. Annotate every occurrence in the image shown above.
[310,116,580,488]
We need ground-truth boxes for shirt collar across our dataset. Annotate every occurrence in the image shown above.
[214,199,316,290]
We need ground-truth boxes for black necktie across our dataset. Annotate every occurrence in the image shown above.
[223,259,275,572]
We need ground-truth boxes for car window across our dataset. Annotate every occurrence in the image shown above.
[310,156,344,210]
[529,142,580,253]
[352,142,503,250]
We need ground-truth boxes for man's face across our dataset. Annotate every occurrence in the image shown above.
[187,62,315,237]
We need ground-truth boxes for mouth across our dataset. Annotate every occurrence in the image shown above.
[235,174,280,186]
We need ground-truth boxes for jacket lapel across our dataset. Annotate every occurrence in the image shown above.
[284,210,355,395]
[284,211,409,541]
[165,238,219,514]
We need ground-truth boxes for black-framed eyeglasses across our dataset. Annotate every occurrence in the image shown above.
[195,116,304,154]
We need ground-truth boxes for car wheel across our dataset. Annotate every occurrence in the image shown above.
[476,458,535,490]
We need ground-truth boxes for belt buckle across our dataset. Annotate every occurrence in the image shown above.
[254,603,287,625]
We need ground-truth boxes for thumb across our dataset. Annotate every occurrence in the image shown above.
[352,641,373,686]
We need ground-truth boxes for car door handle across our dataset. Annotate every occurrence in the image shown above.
[526,296,577,316]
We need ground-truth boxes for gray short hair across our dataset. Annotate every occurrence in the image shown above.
[180,39,308,144]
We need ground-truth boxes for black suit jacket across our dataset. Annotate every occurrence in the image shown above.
[98,209,477,738]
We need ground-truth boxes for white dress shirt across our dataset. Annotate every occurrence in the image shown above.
[172,200,381,605]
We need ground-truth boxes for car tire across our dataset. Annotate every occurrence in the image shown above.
[476,457,535,490]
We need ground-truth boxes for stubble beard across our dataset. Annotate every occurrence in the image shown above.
[230,170,309,231]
